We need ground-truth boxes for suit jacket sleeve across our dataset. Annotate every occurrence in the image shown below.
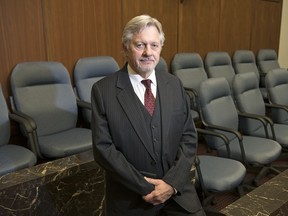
[162,82,197,195]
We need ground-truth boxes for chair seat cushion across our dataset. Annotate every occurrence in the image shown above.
[197,155,246,192]
[218,136,281,165]
[273,124,288,147]
[0,145,37,176]
[245,124,288,148]
[39,128,92,158]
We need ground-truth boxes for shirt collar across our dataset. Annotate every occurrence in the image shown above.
[127,64,157,85]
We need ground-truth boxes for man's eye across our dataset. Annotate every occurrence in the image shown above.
[136,43,145,49]
[151,43,160,50]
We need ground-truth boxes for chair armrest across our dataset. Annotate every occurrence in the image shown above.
[201,122,247,162]
[238,111,270,126]
[237,112,273,139]
[196,128,231,157]
[9,113,35,133]
[265,103,288,113]
[202,122,242,141]
[184,87,198,98]
[9,96,37,130]
[9,112,43,158]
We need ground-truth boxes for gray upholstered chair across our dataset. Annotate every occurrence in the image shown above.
[265,68,288,125]
[74,56,119,124]
[171,53,208,122]
[256,49,280,88]
[232,50,267,99]
[10,61,92,159]
[232,72,288,153]
[0,84,37,175]
[204,51,235,88]
[198,77,281,186]
[256,49,280,75]
[196,128,247,207]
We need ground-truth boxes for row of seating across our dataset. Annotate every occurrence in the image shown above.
[193,71,288,209]
[170,49,288,209]
[1,50,286,213]
[171,49,284,121]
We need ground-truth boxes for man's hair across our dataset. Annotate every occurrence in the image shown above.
[121,15,165,51]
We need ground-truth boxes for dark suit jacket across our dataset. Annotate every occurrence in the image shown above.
[91,64,202,215]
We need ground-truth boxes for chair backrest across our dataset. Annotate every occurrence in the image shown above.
[199,77,239,149]
[74,56,119,123]
[256,49,280,74]
[171,52,208,91]
[10,61,77,136]
[74,56,119,103]
[232,72,266,134]
[0,84,10,146]
[232,50,260,82]
[155,56,168,73]
[204,51,235,87]
[265,68,288,124]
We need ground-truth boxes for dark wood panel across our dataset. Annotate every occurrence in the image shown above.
[0,0,46,98]
[250,0,282,53]
[219,0,253,55]
[121,0,178,68]
[0,14,9,97]
[43,0,122,75]
[178,0,220,58]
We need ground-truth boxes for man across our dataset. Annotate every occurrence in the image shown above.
[91,14,205,216]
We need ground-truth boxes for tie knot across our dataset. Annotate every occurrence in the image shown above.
[141,79,152,89]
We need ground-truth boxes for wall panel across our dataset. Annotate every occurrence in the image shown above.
[250,0,282,53]
[43,0,122,75]
[0,0,283,145]
[178,0,220,58]
[0,0,46,98]
[219,0,253,55]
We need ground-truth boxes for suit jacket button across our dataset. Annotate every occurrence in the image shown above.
[151,161,156,165]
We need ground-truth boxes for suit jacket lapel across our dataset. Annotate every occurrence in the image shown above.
[116,66,155,159]
[156,70,173,147]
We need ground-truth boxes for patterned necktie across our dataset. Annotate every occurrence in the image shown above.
[141,79,155,116]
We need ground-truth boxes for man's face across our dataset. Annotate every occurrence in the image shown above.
[126,25,162,78]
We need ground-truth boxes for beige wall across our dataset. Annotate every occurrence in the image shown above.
[279,0,288,68]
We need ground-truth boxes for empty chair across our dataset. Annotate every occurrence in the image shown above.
[232,72,288,153]
[195,128,247,208]
[198,77,281,186]
[265,68,288,125]
[74,56,119,124]
[232,50,267,99]
[256,49,280,88]
[171,53,208,122]
[204,51,235,87]
[256,49,280,75]
[10,61,92,159]
[0,84,37,175]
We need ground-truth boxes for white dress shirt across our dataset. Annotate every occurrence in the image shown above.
[128,64,157,105]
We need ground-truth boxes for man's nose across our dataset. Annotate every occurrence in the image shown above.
[143,45,152,56]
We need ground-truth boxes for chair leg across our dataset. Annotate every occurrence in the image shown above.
[253,166,281,186]
[237,184,255,197]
